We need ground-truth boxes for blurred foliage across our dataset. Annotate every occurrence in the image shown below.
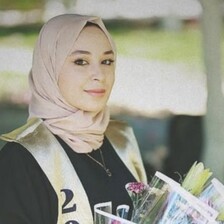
[0,23,42,36]
[110,28,201,65]
[0,23,42,47]
[0,0,44,10]
[102,20,201,65]
[0,72,29,102]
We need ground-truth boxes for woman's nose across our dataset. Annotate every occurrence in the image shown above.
[91,64,104,81]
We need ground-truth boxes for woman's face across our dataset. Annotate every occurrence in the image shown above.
[58,25,115,113]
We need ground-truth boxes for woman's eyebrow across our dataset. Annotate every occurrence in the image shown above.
[70,50,114,55]
[71,50,90,55]
[104,50,114,55]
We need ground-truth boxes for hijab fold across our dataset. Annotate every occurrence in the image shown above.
[28,14,116,153]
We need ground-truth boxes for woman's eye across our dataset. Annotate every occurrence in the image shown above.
[74,59,88,65]
[102,59,114,65]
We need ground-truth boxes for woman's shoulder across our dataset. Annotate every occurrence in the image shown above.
[0,141,58,224]
[0,141,44,193]
[0,141,40,174]
[1,141,29,158]
[0,118,43,171]
[0,140,57,198]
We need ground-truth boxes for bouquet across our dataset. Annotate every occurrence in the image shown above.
[94,162,224,224]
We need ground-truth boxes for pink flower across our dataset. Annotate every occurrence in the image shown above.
[126,182,148,194]
[111,221,121,224]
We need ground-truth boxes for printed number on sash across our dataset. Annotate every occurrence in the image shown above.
[61,189,77,213]
[61,189,79,224]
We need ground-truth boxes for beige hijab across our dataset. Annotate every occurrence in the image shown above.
[28,14,116,153]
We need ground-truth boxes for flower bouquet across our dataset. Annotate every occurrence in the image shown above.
[94,162,224,224]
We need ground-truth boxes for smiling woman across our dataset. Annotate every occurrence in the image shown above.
[58,24,115,113]
[0,14,147,224]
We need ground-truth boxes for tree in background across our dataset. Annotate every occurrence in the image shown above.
[200,0,224,181]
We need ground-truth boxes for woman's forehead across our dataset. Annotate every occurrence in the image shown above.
[68,25,114,55]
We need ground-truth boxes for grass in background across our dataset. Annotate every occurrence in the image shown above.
[0,23,202,63]
[111,28,202,65]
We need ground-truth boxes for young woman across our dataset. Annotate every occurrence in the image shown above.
[0,14,147,223]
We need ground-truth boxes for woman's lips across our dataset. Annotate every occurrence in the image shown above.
[84,89,106,96]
